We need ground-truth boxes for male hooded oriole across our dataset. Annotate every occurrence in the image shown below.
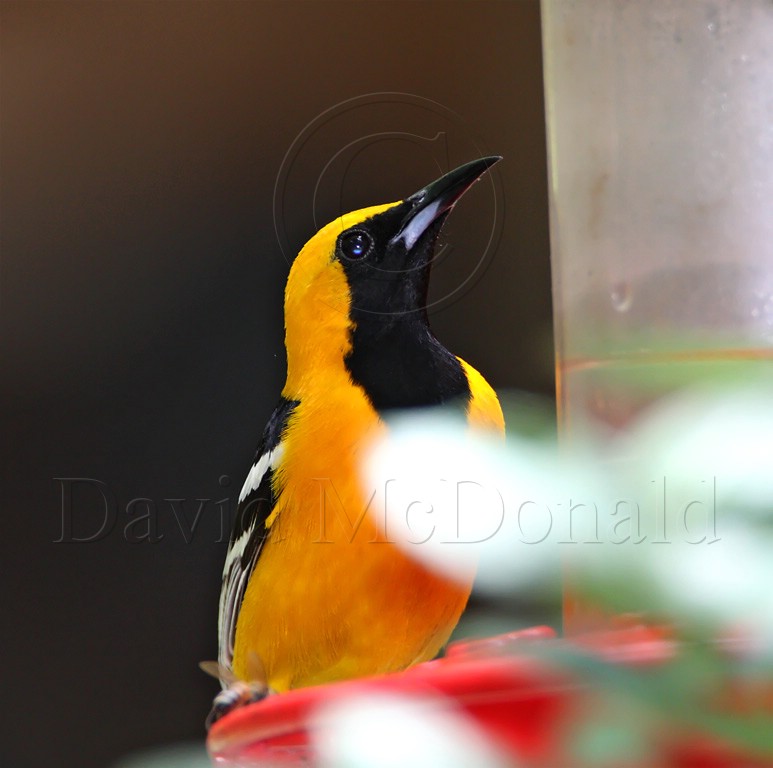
[217,157,505,702]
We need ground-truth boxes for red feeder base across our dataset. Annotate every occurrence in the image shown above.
[206,626,773,767]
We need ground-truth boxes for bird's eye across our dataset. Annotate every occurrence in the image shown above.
[339,230,373,260]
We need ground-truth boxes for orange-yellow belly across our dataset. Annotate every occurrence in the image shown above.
[232,363,503,691]
[234,514,471,691]
[232,383,472,691]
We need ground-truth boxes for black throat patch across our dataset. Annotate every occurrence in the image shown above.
[334,207,471,414]
[344,312,470,413]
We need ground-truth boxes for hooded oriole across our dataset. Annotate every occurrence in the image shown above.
[217,157,504,701]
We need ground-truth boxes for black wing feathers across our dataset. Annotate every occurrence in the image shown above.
[218,396,299,671]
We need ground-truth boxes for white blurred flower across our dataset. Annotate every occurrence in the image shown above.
[619,383,773,517]
[652,520,773,632]
[363,381,773,651]
[586,382,773,650]
[363,410,604,596]
[313,692,512,768]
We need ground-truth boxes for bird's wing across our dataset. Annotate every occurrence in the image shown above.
[218,396,299,672]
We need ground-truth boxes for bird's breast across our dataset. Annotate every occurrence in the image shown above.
[236,381,476,690]
[270,382,386,545]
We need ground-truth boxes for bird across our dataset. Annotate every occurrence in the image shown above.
[216,156,505,706]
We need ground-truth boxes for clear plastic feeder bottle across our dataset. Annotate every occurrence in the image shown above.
[541,1,773,434]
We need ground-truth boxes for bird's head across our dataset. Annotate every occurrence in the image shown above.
[282,157,501,395]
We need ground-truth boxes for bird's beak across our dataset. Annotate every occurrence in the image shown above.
[390,156,502,251]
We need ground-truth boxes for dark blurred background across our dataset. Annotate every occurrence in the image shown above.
[0,2,551,766]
